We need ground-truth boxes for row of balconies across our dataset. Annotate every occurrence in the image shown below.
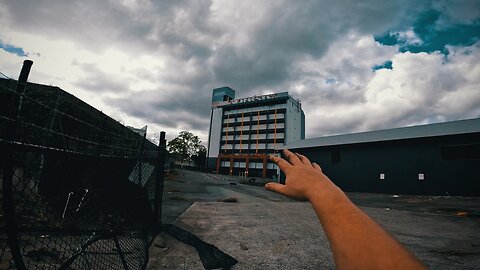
[219,161,277,169]
[222,123,285,132]
[224,106,287,118]
[221,128,285,136]
[221,139,285,146]
[220,143,284,150]
[223,118,285,128]
[222,133,284,141]
[220,149,275,154]
[223,113,285,124]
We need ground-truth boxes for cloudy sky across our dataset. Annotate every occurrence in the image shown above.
[0,0,479,144]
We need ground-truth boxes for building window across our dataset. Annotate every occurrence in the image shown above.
[331,151,341,164]
[441,144,480,160]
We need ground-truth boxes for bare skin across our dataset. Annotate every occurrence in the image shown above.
[265,149,427,270]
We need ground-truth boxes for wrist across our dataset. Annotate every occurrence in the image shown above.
[307,180,347,214]
[305,176,338,200]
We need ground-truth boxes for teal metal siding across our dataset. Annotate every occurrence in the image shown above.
[291,133,480,196]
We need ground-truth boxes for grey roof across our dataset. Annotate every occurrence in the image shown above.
[286,118,480,149]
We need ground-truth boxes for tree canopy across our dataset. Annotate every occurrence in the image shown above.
[167,131,205,166]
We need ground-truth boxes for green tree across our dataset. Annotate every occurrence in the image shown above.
[191,145,207,168]
[167,131,205,166]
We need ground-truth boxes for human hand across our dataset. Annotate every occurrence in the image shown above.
[265,149,334,201]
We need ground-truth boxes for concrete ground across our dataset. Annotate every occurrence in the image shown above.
[147,170,480,269]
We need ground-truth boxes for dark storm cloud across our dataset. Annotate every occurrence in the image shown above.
[211,0,417,91]
[1,0,479,138]
[2,0,416,87]
[108,87,211,131]
[72,62,130,94]
[1,1,146,51]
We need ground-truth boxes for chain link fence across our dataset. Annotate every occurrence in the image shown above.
[0,61,166,269]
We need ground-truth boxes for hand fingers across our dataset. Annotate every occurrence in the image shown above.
[295,152,311,166]
[283,149,303,166]
[270,155,292,173]
[265,182,287,196]
[312,162,322,171]
[265,182,306,201]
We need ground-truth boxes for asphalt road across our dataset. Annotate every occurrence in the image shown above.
[161,169,480,223]
[151,169,480,270]
[160,169,294,224]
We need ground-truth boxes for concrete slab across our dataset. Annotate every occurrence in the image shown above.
[148,201,480,269]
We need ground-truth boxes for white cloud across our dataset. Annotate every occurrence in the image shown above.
[390,28,423,46]
[287,34,398,136]
[304,41,480,136]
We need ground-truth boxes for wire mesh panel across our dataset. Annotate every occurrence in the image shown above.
[0,69,163,270]
[8,152,155,270]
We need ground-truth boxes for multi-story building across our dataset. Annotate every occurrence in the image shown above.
[206,86,305,178]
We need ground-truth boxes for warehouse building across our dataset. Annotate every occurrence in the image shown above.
[285,118,480,196]
[206,87,305,177]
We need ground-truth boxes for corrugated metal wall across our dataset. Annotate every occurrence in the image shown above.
[291,133,480,196]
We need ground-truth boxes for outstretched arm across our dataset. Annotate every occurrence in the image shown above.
[265,149,427,270]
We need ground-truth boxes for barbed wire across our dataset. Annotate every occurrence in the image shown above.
[0,114,15,122]
[0,80,164,160]
[1,110,145,156]
[29,83,143,141]
[18,120,138,154]
[0,83,140,142]
[21,83,136,138]
[0,70,12,79]
[0,138,146,160]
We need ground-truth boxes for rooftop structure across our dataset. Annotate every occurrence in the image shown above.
[287,118,480,149]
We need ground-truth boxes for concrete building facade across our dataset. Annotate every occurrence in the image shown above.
[207,87,305,178]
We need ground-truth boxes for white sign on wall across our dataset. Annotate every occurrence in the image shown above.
[230,93,278,104]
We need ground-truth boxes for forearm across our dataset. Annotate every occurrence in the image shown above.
[267,150,426,269]
[308,184,427,270]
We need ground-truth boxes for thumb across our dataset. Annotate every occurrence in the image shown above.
[265,182,287,196]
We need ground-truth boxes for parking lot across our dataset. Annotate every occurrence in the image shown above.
[148,170,480,269]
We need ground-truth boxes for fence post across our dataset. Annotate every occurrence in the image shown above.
[1,60,33,270]
[153,131,166,232]
[137,133,147,186]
